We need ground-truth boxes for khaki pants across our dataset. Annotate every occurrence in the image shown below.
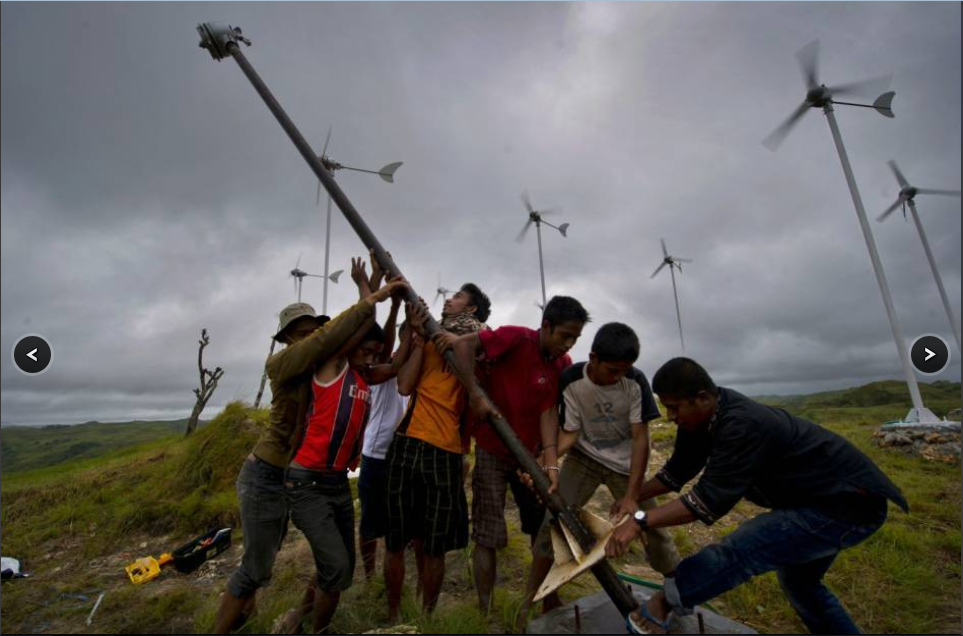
[533,449,681,575]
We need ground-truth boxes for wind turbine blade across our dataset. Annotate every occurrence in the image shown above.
[826,74,892,100]
[660,238,668,258]
[887,160,909,188]
[434,291,442,305]
[872,91,896,118]
[651,261,668,279]
[795,39,820,90]
[295,253,302,269]
[521,191,535,214]
[321,124,332,158]
[877,198,904,222]
[516,220,533,243]
[557,222,570,238]
[539,206,563,216]
[378,161,403,183]
[675,257,693,263]
[762,102,810,151]
[916,188,961,198]
[316,180,322,206]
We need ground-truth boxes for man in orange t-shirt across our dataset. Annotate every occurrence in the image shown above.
[383,283,491,622]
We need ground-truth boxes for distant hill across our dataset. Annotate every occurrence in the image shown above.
[755,380,960,416]
[0,418,203,474]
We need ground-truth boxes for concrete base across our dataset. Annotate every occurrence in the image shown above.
[526,587,756,635]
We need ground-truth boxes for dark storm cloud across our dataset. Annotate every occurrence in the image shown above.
[2,2,959,425]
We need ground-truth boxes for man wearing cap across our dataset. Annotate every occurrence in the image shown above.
[215,274,406,634]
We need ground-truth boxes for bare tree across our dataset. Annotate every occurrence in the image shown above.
[253,338,276,409]
[186,328,224,437]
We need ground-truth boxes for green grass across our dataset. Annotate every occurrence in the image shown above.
[0,402,263,564]
[1,418,198,474]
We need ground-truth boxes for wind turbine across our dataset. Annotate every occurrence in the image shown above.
[290,254,344,304]
[651,239,693,352]
[255,257,343,408]
[763,39,939,425]
[315,125,402,314]
[516,192,570,309]
[878,160,961,354]
[434,273,452,306]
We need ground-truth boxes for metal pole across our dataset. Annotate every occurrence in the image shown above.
[323,194,333,315]
[536,220,547,308]
[199,25,637,617]
[669,265,685,353]
[908,200,961,354]
[822,105,927,420]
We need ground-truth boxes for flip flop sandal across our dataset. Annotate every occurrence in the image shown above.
[626,600,673,634]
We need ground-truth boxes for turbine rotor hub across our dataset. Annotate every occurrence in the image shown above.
[805,85,831,107]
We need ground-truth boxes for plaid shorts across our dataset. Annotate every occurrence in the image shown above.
[385,434,468,557]
[470,445,546,549]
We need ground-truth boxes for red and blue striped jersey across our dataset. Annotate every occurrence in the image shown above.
[292,365,372,472]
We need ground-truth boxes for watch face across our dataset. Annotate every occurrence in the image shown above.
[634,510,646,522]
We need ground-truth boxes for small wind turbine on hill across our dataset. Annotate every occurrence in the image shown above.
[763,39,938,425]
[516,192,569,309]
[314,125,402,314]
[290,254,343,304]
[253,257,342,409]
[434,274,452,306]
[651,239,693,353]
[877,160,961,354]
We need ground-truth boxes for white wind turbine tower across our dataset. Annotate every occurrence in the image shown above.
[877,160,961,355]
[651,238,693,353]
[516,192,570,309]
[763,39,939,425]
[315,125,402,314]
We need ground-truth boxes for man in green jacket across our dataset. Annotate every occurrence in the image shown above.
[215,276,406,634]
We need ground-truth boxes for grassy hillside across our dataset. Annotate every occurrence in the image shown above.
[755,380,960,419]
[1,391,960,634]
[0,418,199,474]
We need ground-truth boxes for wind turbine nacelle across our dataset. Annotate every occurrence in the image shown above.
[901,186,917,200]
[805,85,830,106]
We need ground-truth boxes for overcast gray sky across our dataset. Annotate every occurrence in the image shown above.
[2,2,960,426]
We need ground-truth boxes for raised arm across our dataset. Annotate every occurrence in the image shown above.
[351,256,372,300]
[379,296,402,364]
[396,301,430,396]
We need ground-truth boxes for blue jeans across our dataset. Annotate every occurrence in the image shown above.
[666,502,887,634]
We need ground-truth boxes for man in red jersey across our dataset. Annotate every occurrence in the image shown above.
[444,295,589,614]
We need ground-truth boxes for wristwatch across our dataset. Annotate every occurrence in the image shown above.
[633,510,649,531]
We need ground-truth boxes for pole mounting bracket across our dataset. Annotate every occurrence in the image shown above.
[197,23,251,61]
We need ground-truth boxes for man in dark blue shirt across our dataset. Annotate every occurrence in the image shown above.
[606,358,908,635]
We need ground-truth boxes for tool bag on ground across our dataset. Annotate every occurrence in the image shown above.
[172,527,232,574]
